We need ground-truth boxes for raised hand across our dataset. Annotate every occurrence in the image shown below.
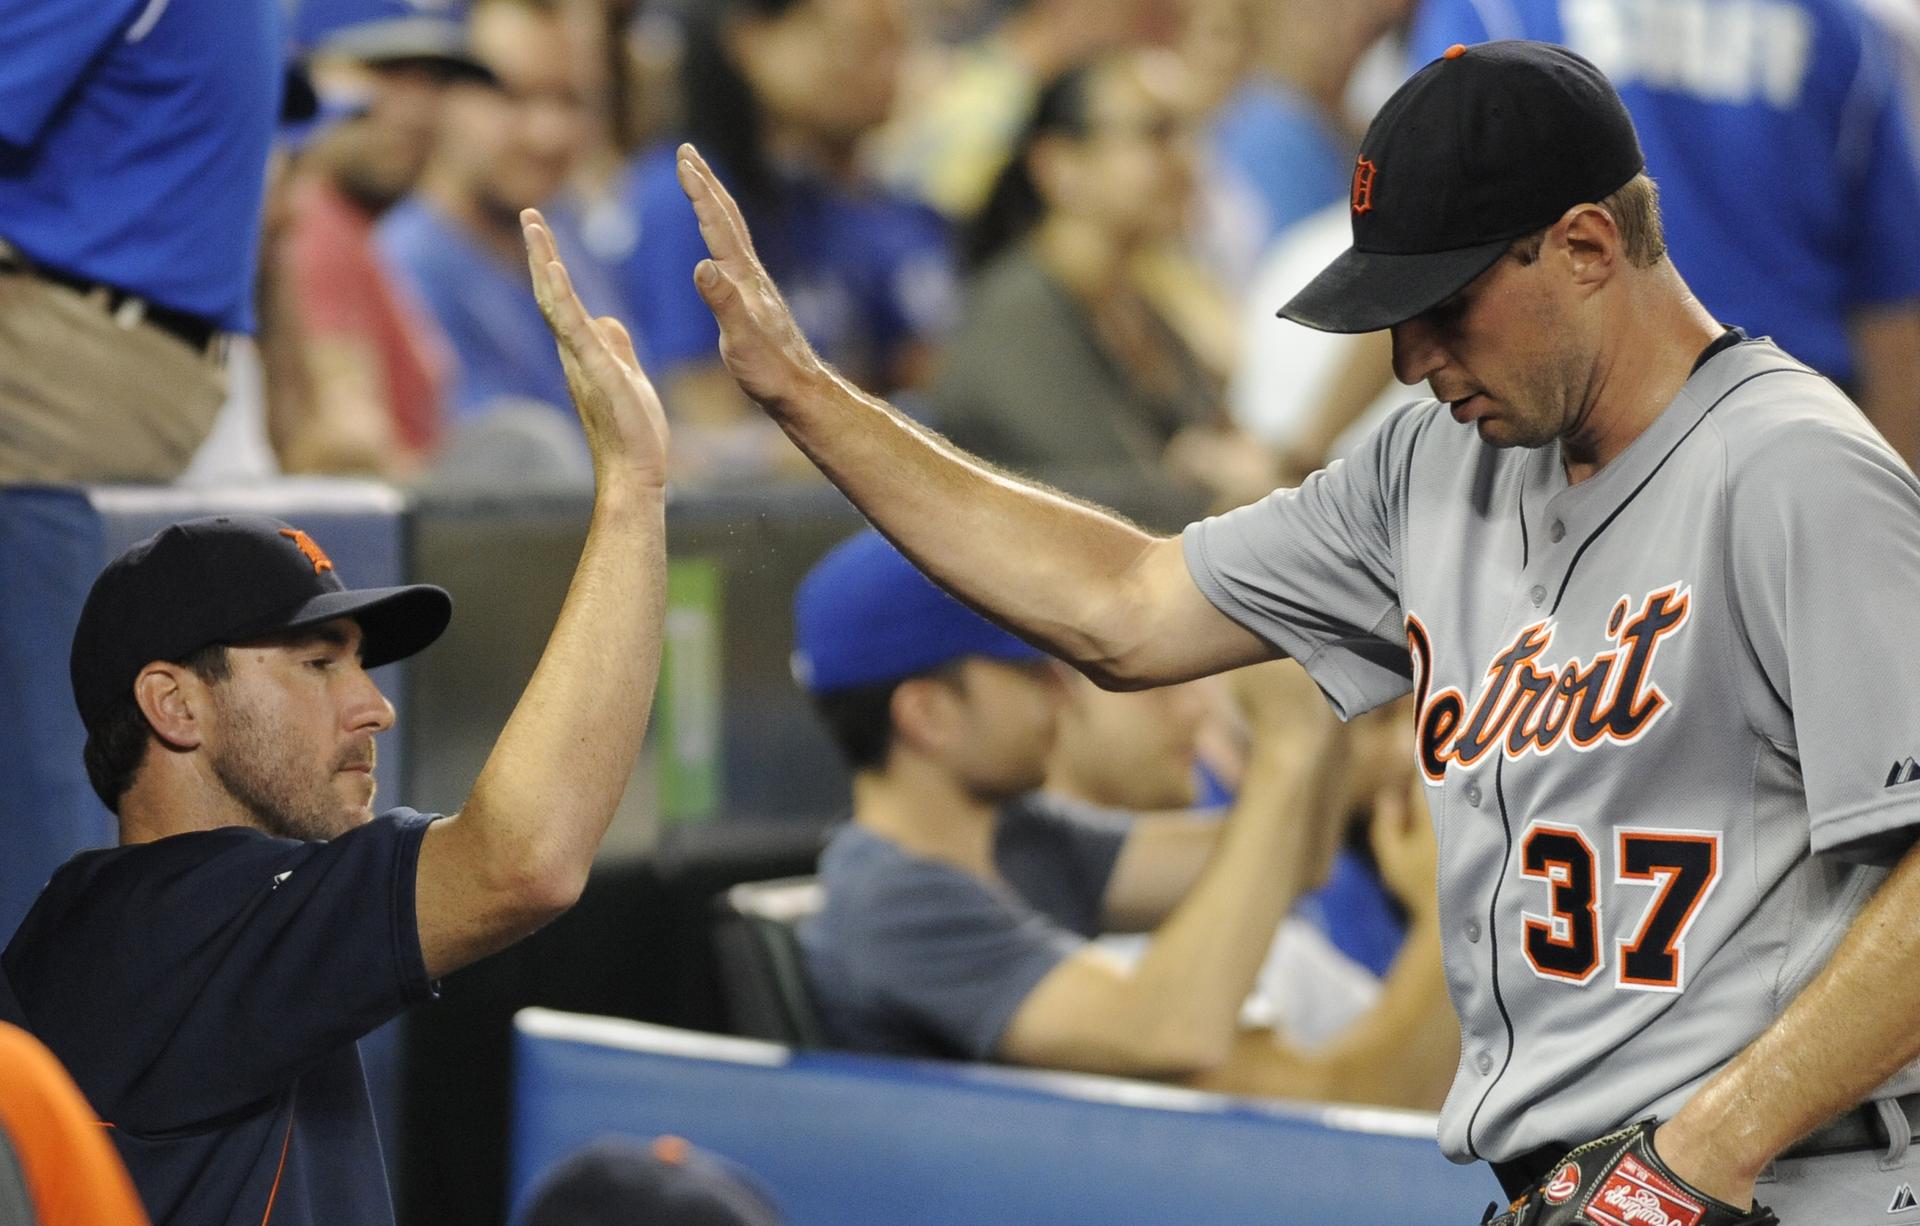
[522,208,669,487]
[674,143,829,411]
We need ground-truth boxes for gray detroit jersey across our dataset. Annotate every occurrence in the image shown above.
[1184,338,1920,1164]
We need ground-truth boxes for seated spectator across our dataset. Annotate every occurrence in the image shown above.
[270,2,495,477]
[867,0,1162,221]
[378,0,625,439]
[513,1135,781,1226]
[0,1021,149,1226]
[1190,0,1411,292]
[618,0,957,477]
[929,52,1274,510]
[1039,671,1417,1043]
[793,532,1457,1107]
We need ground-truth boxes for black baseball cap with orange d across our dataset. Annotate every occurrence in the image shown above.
[70,515,452,729]
[1280,40,1645,335]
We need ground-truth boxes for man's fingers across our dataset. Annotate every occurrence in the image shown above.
[521,209,560,302]
[692,258,743,319]
[677,143,758,271]
[539,257,602,364]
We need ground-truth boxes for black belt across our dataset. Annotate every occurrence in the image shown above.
[0,253,219,353]
[1492,1095,1920,1201]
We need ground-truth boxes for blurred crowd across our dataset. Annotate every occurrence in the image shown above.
[8,0,1912,505]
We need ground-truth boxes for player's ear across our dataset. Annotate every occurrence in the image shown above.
[134,662,208,752]
[889,674,959,758]
[1558,202,1619,288]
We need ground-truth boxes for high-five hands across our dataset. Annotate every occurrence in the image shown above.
[674,143,831,412]
[521,207,670,488]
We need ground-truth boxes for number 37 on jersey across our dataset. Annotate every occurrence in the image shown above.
[1409,585,1722,994]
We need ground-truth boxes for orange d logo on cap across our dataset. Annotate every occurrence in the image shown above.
[279,528,334,575]
[1351,156,1378,215]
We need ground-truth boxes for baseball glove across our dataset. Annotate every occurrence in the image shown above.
[1481,1119,1778,1226]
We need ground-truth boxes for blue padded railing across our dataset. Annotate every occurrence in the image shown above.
[510,1008,1501,1225]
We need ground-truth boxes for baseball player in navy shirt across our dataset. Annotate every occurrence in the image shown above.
[2,211,670,1226]
[675,39,1920,1226]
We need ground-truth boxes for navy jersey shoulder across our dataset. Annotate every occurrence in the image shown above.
[2,810,439,1226]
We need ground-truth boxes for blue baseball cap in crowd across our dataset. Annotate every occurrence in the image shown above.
[792,531,1048,694]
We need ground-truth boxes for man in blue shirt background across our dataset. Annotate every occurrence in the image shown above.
[0,0,283,483]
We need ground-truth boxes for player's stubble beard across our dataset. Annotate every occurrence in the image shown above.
[207,690,375,843]
[1472,322,1597,453]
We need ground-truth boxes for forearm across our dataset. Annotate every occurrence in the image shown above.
[1311,914,1458,1108]
[768,364,1163,678]
[1657,836,1920,1202]
[1115,738,1341,1063]
[457,477,666,899]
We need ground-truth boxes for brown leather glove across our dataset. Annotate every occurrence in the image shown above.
[1481,1120,1778,1226]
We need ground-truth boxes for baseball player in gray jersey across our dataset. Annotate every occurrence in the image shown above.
[673,38,1920,1225]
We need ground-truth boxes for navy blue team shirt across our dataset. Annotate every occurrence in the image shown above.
[1,810,439,1226]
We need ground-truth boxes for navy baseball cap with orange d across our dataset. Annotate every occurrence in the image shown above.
[1280,40,1645,334]
[70,515,452,729]
[791,530,1047,694]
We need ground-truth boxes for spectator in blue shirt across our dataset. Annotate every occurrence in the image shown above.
[0,0,282,483]
[379,0,626,434]
[1406,0,1920,460]
[620,0,958,478]
[2,219,670,1226]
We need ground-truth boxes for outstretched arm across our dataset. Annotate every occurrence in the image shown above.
[413,210,671,978]
[675,144,1269,688]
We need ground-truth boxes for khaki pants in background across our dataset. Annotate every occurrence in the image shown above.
[0,272,227,484]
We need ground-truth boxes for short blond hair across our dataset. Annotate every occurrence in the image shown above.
[1510,173,1666,268]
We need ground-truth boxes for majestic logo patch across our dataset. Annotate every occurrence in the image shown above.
[1351,157,1378,215]
[279,528,335,575]
[1891,1183,1919,1214]
[1584,1154,1704,1226]
[1544,1161,1581,1203]
[1408,585,1691,782]
[1887,758,1920,788]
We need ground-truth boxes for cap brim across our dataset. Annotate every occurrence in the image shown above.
[1277,238,1512,334]
[315,18,497,84]
[231,584,453,669]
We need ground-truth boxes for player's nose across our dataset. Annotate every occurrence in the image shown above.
[1389,317,1447,386]
[345,667,397,735]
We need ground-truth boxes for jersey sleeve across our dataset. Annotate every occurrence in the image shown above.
[1725,403,1920,862]
[1181,403,1421,719]
[995,796,1132,938]
[32,813,438,1132]
[853,862,1082,1061]
[0,0,146,148]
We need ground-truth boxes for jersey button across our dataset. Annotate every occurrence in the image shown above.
[1463,781,1482,807]
[1465,920,1482,943]
[1476,1051,1495,1075]
[1529,584,1546,607]
[1549,520,1566,543]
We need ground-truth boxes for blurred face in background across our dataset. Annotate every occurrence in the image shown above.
[731,0,910,149]
[441,1,590,223]
[1035,52,1198,247]
[1049,674,1210,810]
[909,658,1064,803]
[308,58,452,214]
